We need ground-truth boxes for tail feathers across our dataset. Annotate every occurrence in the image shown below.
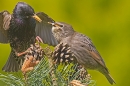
[99,68,116,85]
[105,74,116,85]
[2,51,19,72]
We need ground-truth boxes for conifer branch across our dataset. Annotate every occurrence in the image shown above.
[0,43,96,86]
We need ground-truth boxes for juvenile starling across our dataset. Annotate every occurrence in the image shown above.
[49,22,115,84]
[0,2,58,72]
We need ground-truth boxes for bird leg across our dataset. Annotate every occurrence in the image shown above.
[36,36,43,44]
[21,55,40,80]
[70,80,84,86]
[15,48,30,57]
[21,56,34,73]
[14,36,43,57]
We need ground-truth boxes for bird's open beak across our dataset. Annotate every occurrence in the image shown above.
[32,14,42,22]
[48,22,55,26]
[48,22,63,27]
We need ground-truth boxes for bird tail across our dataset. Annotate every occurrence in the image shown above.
[99,68,116,85]
[2,50,19,72]
[105,73,116,85]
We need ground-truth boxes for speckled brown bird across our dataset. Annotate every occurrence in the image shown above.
[49,22,115,84]
[0,2,58,72]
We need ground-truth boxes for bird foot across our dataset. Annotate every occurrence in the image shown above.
[70,80,84,86]
[21,55,40,80]
[36,36,43,44]
[15,48,30,57]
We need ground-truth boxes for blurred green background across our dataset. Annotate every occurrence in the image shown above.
[0,0,130,86]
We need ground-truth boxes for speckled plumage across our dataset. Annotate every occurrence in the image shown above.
[0,2,58,72]
[8,13,36,69]
[8,13,36,52]
[3,2,37,72]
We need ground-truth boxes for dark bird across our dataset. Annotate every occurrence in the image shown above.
[0,2,58,72]
[49,22,115,84]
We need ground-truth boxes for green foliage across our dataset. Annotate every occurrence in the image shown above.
[0,57,95,86]
[1,0,130,86]
[0,73,25,86]
[26,57,51,86]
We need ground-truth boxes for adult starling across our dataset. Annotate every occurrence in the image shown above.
[0,2,58,72]
[49,22,115,84]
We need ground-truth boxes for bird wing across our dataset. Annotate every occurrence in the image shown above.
[35,12,58,46]
[0,10,11,43]
[67,32,108,69]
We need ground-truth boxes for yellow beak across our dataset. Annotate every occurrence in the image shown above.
[32,14,42,22]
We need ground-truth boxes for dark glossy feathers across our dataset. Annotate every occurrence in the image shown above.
[0,2,58,72]
[0,11,58,46]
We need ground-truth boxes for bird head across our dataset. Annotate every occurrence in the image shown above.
[13,2,42,22]
[48,22,74,42]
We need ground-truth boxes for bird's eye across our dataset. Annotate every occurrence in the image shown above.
[59,24,63,27]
